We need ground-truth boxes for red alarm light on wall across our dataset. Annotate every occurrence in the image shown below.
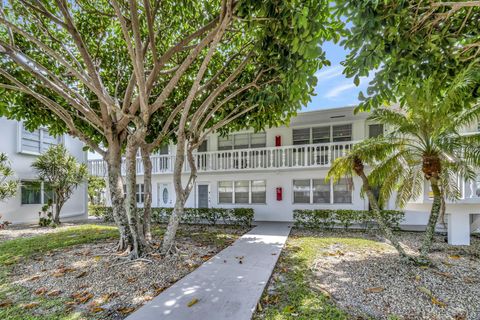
[275,135,282,147]
[276,187,283,201]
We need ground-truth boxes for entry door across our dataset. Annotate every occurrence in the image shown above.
[158,183,171,207]
[197,183,210,208]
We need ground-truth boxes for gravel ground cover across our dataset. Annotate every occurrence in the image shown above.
[256,229,480,320]
[1,223,247,320]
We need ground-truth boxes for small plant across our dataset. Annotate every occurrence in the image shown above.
[38,199,54,227]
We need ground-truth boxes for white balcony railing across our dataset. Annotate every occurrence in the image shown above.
[88,141,355,176]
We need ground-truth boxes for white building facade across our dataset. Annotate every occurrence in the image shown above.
[88,107,480,245]
[0,117,88,224]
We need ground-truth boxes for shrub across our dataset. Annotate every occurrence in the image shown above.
[91,206,254,227]
[293,209,404,231]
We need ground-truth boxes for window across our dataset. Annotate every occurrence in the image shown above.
[333,178,352,204]
[292,128,310,145]
[197,140,208,152]
[218,181,233,204]
[312,179,330,203]
[251,180,266,204]
[368,124,384,138]
[21,181,52,205]
[234,180,249,204]
[293,179,311,203]
[293,178,353,204]
[218,180,266,204]
[123,183,145,204]
[136,184,145,204]
[218,132,266,150]
[332,124,352,142]
[19,123,61,155]
[159,144,169,155]
[293,124,352,145]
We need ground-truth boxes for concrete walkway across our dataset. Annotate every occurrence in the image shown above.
[127,222,291,320]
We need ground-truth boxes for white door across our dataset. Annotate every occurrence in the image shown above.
[197,183,210,208]
[158,183,171,207]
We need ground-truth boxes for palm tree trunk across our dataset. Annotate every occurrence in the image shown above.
[354,158,413,262]
[419,177,442,260]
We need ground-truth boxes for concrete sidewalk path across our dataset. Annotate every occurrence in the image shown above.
[126,222,291,320]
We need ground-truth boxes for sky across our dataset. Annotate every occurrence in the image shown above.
[302,41,373,112]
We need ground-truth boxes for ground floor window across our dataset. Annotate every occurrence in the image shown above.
[123,183,145,204]
[293,178,352,204]
[218,180,266,204]
[21,180,53,205]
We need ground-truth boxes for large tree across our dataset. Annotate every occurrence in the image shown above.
[335,0,480,111]
[0,0,340,258]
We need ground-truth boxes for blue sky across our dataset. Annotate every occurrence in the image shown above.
[303,41,373,112]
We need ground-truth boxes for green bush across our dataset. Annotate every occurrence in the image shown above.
[90,205,254,227]
[293,209,404,231]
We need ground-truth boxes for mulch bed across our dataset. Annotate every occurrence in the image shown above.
[5,224,247,319]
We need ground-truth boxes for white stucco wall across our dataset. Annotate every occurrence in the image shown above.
[0,117,88,224]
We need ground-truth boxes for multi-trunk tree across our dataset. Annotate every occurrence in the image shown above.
[0,0,340,258]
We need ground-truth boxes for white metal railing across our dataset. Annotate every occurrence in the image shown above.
[465,176,480,200]
[88,141,356,176]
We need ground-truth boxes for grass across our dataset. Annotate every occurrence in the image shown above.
[0,224,118,320]
[254,232,385,320]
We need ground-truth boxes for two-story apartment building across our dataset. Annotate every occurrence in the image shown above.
[88,107,480,245]
[0,117,88,224]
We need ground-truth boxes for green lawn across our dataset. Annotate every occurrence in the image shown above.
[254,233,385,320]
[0,224,118,320]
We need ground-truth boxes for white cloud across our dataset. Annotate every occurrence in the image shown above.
[315,65,343,81]
[324,83,356,98]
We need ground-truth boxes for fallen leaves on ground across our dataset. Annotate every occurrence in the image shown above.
[449,254,461,260]
[364,287,385,293]
[0,299,13,308]
[71,291,94,304]
[187,298,199,307]
[34,287,48,295]
[22,302,40,309]
[117,307,135,315]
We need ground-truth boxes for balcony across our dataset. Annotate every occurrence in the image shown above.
[88,141,356,176]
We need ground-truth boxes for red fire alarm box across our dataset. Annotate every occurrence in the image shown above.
[276,187,283,201]
[275,135,282,147]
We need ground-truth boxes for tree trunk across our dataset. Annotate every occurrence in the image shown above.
[124,137,146,259]
[161,135,198,255]
[53,192,64,224]
[141,146,153,242]
[419,177,442,260]
[353,158,413,262]
[105,144,131,252]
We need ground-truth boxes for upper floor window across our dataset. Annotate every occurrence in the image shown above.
[368,124,384,138]
[218,132,266,151]
[18,123,61,155]
[293,124,352,145]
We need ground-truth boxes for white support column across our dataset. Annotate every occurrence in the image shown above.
[448,212,471,245]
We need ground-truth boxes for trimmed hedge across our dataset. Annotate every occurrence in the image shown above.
[293,209,404,231]
[88,205,254,228]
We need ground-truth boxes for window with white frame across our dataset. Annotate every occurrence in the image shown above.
[218,180,266,204]
[21,181,53,205]
[293,178,352,204]
[293,124,352,145]
[368,124,384,138]
[123,183,145,204]
[217,132,266,150]
[19,123,61,155]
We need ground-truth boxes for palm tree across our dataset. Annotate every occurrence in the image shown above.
[327,140,415,262]
[365,72,480,262]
